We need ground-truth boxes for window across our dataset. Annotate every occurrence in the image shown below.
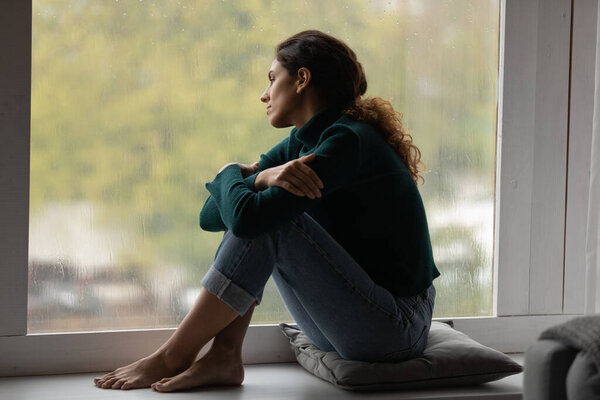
[28,0,499,333]
[1,0,589,375]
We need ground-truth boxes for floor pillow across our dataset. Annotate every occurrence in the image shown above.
[280,321,523,391]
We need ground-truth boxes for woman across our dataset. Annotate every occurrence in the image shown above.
[94,30,439,392]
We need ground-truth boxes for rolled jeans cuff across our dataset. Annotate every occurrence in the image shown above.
[200,266,259,316]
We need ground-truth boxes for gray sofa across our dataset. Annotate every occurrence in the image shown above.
[524,316,600,399]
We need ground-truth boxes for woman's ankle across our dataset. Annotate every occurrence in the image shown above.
[153,345,197,372]
[208,341,243,362]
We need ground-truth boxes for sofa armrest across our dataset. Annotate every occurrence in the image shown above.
[524,339,578,400]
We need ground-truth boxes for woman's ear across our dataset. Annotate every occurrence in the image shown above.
[296,67,312,94]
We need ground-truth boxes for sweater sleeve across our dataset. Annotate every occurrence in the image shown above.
[257,135,291,170]
[206,128,360,238]
[199,197,224,232]
[199,174,258,232]
[198,136,292,232]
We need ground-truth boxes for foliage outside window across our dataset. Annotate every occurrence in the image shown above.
[29,0,499,333]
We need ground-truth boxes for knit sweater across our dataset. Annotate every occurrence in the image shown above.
[199,108,439,297]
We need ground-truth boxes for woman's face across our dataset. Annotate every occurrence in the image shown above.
[260,59,301,128]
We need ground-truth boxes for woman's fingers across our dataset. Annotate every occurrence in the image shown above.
[298,154,324,187]
[280,169,321,199]
[300,153,316,161]
[295,170,322,198]
[281,166,321,198]
[239,161,260,178]
[293,158,323,196]
[257,154,324,198]
[280,181,307,197]
[296,160,324,189]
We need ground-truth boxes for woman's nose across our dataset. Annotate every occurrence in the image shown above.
[260,89,269,103]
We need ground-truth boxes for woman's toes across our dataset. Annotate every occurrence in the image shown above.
[155,376,186,392]
[121,381,134,390]
[151,383,162,392]
[111,379,126,389]
[152,381,174,392]
[95,378,108,388]
[151,378,172,392]
[94,372,115,387]
[101,377,119,389]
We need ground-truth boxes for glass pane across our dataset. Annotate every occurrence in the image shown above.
[29,0,499,332]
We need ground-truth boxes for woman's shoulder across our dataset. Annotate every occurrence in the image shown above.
[332,114,379,133]
[325,114,386,145]
[331,113,367,128]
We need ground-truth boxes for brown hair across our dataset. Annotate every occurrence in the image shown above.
[276,30,423,183]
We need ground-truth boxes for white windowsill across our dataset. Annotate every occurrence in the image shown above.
[0,314,576,377]
[0,355,524,400]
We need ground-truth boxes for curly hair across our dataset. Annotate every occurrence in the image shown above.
[276,30,424,183]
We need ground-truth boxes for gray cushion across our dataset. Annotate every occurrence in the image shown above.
[280,321,522,391]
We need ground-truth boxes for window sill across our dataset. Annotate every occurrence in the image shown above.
[0,357,523,400]
[0,314,577,377]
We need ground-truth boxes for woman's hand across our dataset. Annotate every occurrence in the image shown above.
[219,161,259,178]
[255,154,324,199]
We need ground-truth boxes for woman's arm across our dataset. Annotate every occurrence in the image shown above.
[206,128,360,238]
[199,135,293,232]
[199,164,259,232]
[256,135,293,171]
[255,154,323,199]
[199,196,225,232]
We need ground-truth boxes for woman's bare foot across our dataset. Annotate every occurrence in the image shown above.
[151,349,244,393]
[93,351,191,390]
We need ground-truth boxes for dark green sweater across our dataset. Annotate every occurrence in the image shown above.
[200,109,439,296]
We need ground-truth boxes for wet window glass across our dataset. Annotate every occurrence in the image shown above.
[29,0,499,332]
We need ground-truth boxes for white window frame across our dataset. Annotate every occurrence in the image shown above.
[0,0,594,376]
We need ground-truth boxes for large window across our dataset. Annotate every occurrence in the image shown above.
[28,0,499,333]
[2,0,589,375]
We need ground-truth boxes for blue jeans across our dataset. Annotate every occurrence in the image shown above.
[201,213,435,362]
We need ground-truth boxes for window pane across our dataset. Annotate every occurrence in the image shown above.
[29,0,499,332]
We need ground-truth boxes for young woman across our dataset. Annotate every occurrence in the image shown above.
[94,30,439,393]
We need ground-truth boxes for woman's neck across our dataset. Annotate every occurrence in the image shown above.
[293,91,328,130]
